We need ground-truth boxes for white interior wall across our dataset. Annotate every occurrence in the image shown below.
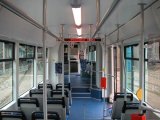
[48,43,61,89]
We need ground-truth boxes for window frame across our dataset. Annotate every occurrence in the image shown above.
[0,40,14,108]
[124,44,139,92]
[18,44,35,96]
[19,44,35,59]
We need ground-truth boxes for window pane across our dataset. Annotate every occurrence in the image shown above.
[27,46,34,58]
[133,61,139,93]
[37,47,43,58]
[19,59,34,95]
[0,42,14,59]
[37,60,43,84]
[0,61,13,108]
[19,45,35,58]
[126,59,132,90]
[125,46,132,58]
[37,47,48,58]
[133,45,139,58]
[145,61,160,109]
[19,45,26,58]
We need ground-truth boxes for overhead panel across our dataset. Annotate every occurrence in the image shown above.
[0,7,43,46]
[100,0,154,41]
[5,0,43,24]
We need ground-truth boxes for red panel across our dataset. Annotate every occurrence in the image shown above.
[100,77,107,89]
[131,114,146,120]
[64,38,101,42]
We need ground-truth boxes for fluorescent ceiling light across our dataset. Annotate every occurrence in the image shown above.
[76,28,82,36]
[72,7,81,26]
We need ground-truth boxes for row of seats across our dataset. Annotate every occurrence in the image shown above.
[0,111,60,120]
[111,92,146,120]
[0,83,72,120]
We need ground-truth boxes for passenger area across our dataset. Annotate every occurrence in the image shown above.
[0,83,71,120]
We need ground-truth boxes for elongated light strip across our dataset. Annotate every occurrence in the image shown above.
[72,7,81,26]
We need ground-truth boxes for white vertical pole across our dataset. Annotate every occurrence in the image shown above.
[139,3,146,105]
[89,24,92,89]
[68,43,71,83]
[104,35,107,78]
[61,24,65,97]
[13,42,19,101]
[42,0,47,119]
[34,46,37,87]
[121,41,127,101]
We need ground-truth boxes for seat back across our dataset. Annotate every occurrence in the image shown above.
[111,93,133,119]
[0,111,26,120]
[38,84,53,96]
[47,98,66,120]
[29,89,44,111]
[18,98,40,120]
[56,83,71,91]
[56,83,72,105]
[38,84,53,91]
[121,102,141,120]
[32,111,60,120]
[51,90,70,114]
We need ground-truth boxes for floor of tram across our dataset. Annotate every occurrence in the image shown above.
[68,98,112,120]
[65,73,111,120]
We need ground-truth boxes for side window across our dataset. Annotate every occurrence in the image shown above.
[125,44,139,93]
[0,40,14,108]
[19,44,35,96]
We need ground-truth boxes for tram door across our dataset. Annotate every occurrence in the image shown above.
[64,44,78,75]
[113,46,121,93]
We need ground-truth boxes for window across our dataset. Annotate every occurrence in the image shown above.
[145,41,160,109]
[125,44,139,93]
[0,41,14,108]
[19,44,35,95]
[37,47,43,84]
[36,47,48,84]
[88,45,96,61]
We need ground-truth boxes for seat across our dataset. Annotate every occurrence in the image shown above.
[47,98,66,120]
[32,111,60,120]
[17,98,40,120]
[51,90,70,115]
[38,83,53,96]
[121,102,144,120]
[0,111,26,120]
[29,89,44,111]
[111,93,133,119]
[38,84,53,90]
[56,83,72,105]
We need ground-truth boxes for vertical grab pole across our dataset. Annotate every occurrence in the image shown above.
[139,3,146,106]
[42,0,47,119]
[89,24,93,89]
[61,24,65,97]
[104,35,107,78]
[68,42,71,84]
[121,41,127,101]
[115,24,120,93]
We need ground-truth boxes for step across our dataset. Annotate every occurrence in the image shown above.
[72,87,90,93]
[72,92,91,98]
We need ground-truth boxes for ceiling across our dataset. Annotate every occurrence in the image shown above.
[0,0,160,47]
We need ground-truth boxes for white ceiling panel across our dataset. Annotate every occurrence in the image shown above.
[5,0,43,24]
[100,0,158,40]
[1,0,159,46]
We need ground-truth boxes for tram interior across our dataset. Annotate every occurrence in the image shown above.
[0,0,160,120]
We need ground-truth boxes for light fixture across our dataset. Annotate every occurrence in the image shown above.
[76,28,82,36]
[72,7,81,26]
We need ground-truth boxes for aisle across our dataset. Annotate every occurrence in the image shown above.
[68,98,111,120]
